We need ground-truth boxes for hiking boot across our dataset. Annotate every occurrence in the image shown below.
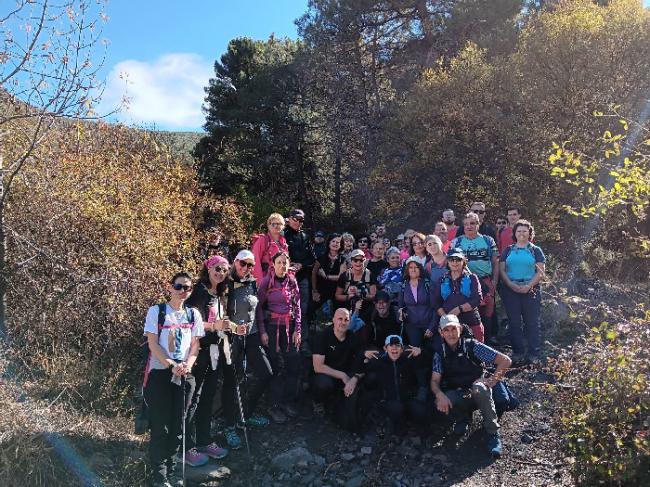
[269,405,288,424]
[312,400,325,418]
[197,442,228,459]
[177,447,209,467]
[453,420,469,435]
[281,402,300,419]
[223,426,242,450]
[487,433,503,458]
[242,414,270,428]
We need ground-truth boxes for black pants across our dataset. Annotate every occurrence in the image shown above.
[221,333,273,425]
[382,398,428,426]
[144,369,195,483]
[266,324,301,405]
[311,373,361,431]
[187,347,219,448]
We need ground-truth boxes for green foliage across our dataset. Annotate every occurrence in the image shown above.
[551,317,650,485]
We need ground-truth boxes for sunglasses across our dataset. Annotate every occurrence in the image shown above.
[172,283,193,292]
[238,261,254,268]
[497,221,506,225]
[213,266,228,273]
[448,257,463,263]
[358,239,368,243]
[472,209,486,214]
[292,217,304,222]
[351,258,365,263]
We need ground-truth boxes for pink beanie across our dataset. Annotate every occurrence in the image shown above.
[204,255,229,269]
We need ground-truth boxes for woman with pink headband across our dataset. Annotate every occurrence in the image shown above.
[183,255,232,466]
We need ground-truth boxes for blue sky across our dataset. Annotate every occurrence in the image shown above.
[96,0,650,131]
[98,1,308,131]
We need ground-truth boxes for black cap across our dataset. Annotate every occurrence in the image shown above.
[374,290,391,303]
[289,209,305,219]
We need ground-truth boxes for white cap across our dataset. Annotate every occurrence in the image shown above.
[440,314,461,329]
[235,249,255,262]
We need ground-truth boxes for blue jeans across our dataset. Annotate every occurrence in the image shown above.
[500,284,541,356]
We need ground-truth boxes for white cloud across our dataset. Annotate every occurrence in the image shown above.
[99,53,212,130]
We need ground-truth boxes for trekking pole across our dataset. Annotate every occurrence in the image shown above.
[224,332,251,455]
[181,373,186,487]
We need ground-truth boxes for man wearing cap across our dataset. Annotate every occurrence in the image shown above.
[284,209,316,354]
[431,314,511,458]
[364,334,428,433]
[450,212,499,343]
[312,308,366,430]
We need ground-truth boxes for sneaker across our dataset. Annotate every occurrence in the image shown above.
[269,405,288,424]
[223,426,242,450]
[243,414,270,427]
[487,433,503,458]
[198,442,228,459]
[453,420,468,435]
[281,402,300,419]
[178,447,209,467]
[312,400,325,418]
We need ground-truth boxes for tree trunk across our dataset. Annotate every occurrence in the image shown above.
[334,153,342,226]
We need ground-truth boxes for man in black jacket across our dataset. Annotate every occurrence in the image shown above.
[364,334,428,433]
[285,209,316,353]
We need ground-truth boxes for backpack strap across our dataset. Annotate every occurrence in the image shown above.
[157,303,166,335]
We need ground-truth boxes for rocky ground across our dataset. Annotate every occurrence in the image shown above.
[6,279,640,487]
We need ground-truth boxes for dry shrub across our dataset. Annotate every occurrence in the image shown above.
[550,316,650,485]
[3,121,246,412]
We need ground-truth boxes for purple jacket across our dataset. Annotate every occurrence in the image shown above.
[256,273,302,335]
[398,278,436,329]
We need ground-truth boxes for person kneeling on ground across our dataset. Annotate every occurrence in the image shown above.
[312,308,365,431]
[364,335,429,434]
[143,272,204,487]
[430,314,511,458]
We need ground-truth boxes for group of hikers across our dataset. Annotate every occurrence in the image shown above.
[142,203,545,487]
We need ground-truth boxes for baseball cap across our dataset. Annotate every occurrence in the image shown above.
[349,249,365,260]
[439,314,461,329]
[384,334,403,346]
[314,230,325,238]
[374,290,390,303]
[288,209,305,219]
[447,247,466,260]
[235,249,255,262]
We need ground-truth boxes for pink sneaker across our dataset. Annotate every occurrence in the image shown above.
[198,442,228,459]
[179,447,209,467]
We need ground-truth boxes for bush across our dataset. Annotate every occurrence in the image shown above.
[3,122,246,413]
[551,317,650,485]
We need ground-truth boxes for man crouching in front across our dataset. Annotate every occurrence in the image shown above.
[430,314,512,458]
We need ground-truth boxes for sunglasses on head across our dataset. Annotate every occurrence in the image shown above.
[238,261,254,268]
[172,283,193,292]
[351,258,365,263]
